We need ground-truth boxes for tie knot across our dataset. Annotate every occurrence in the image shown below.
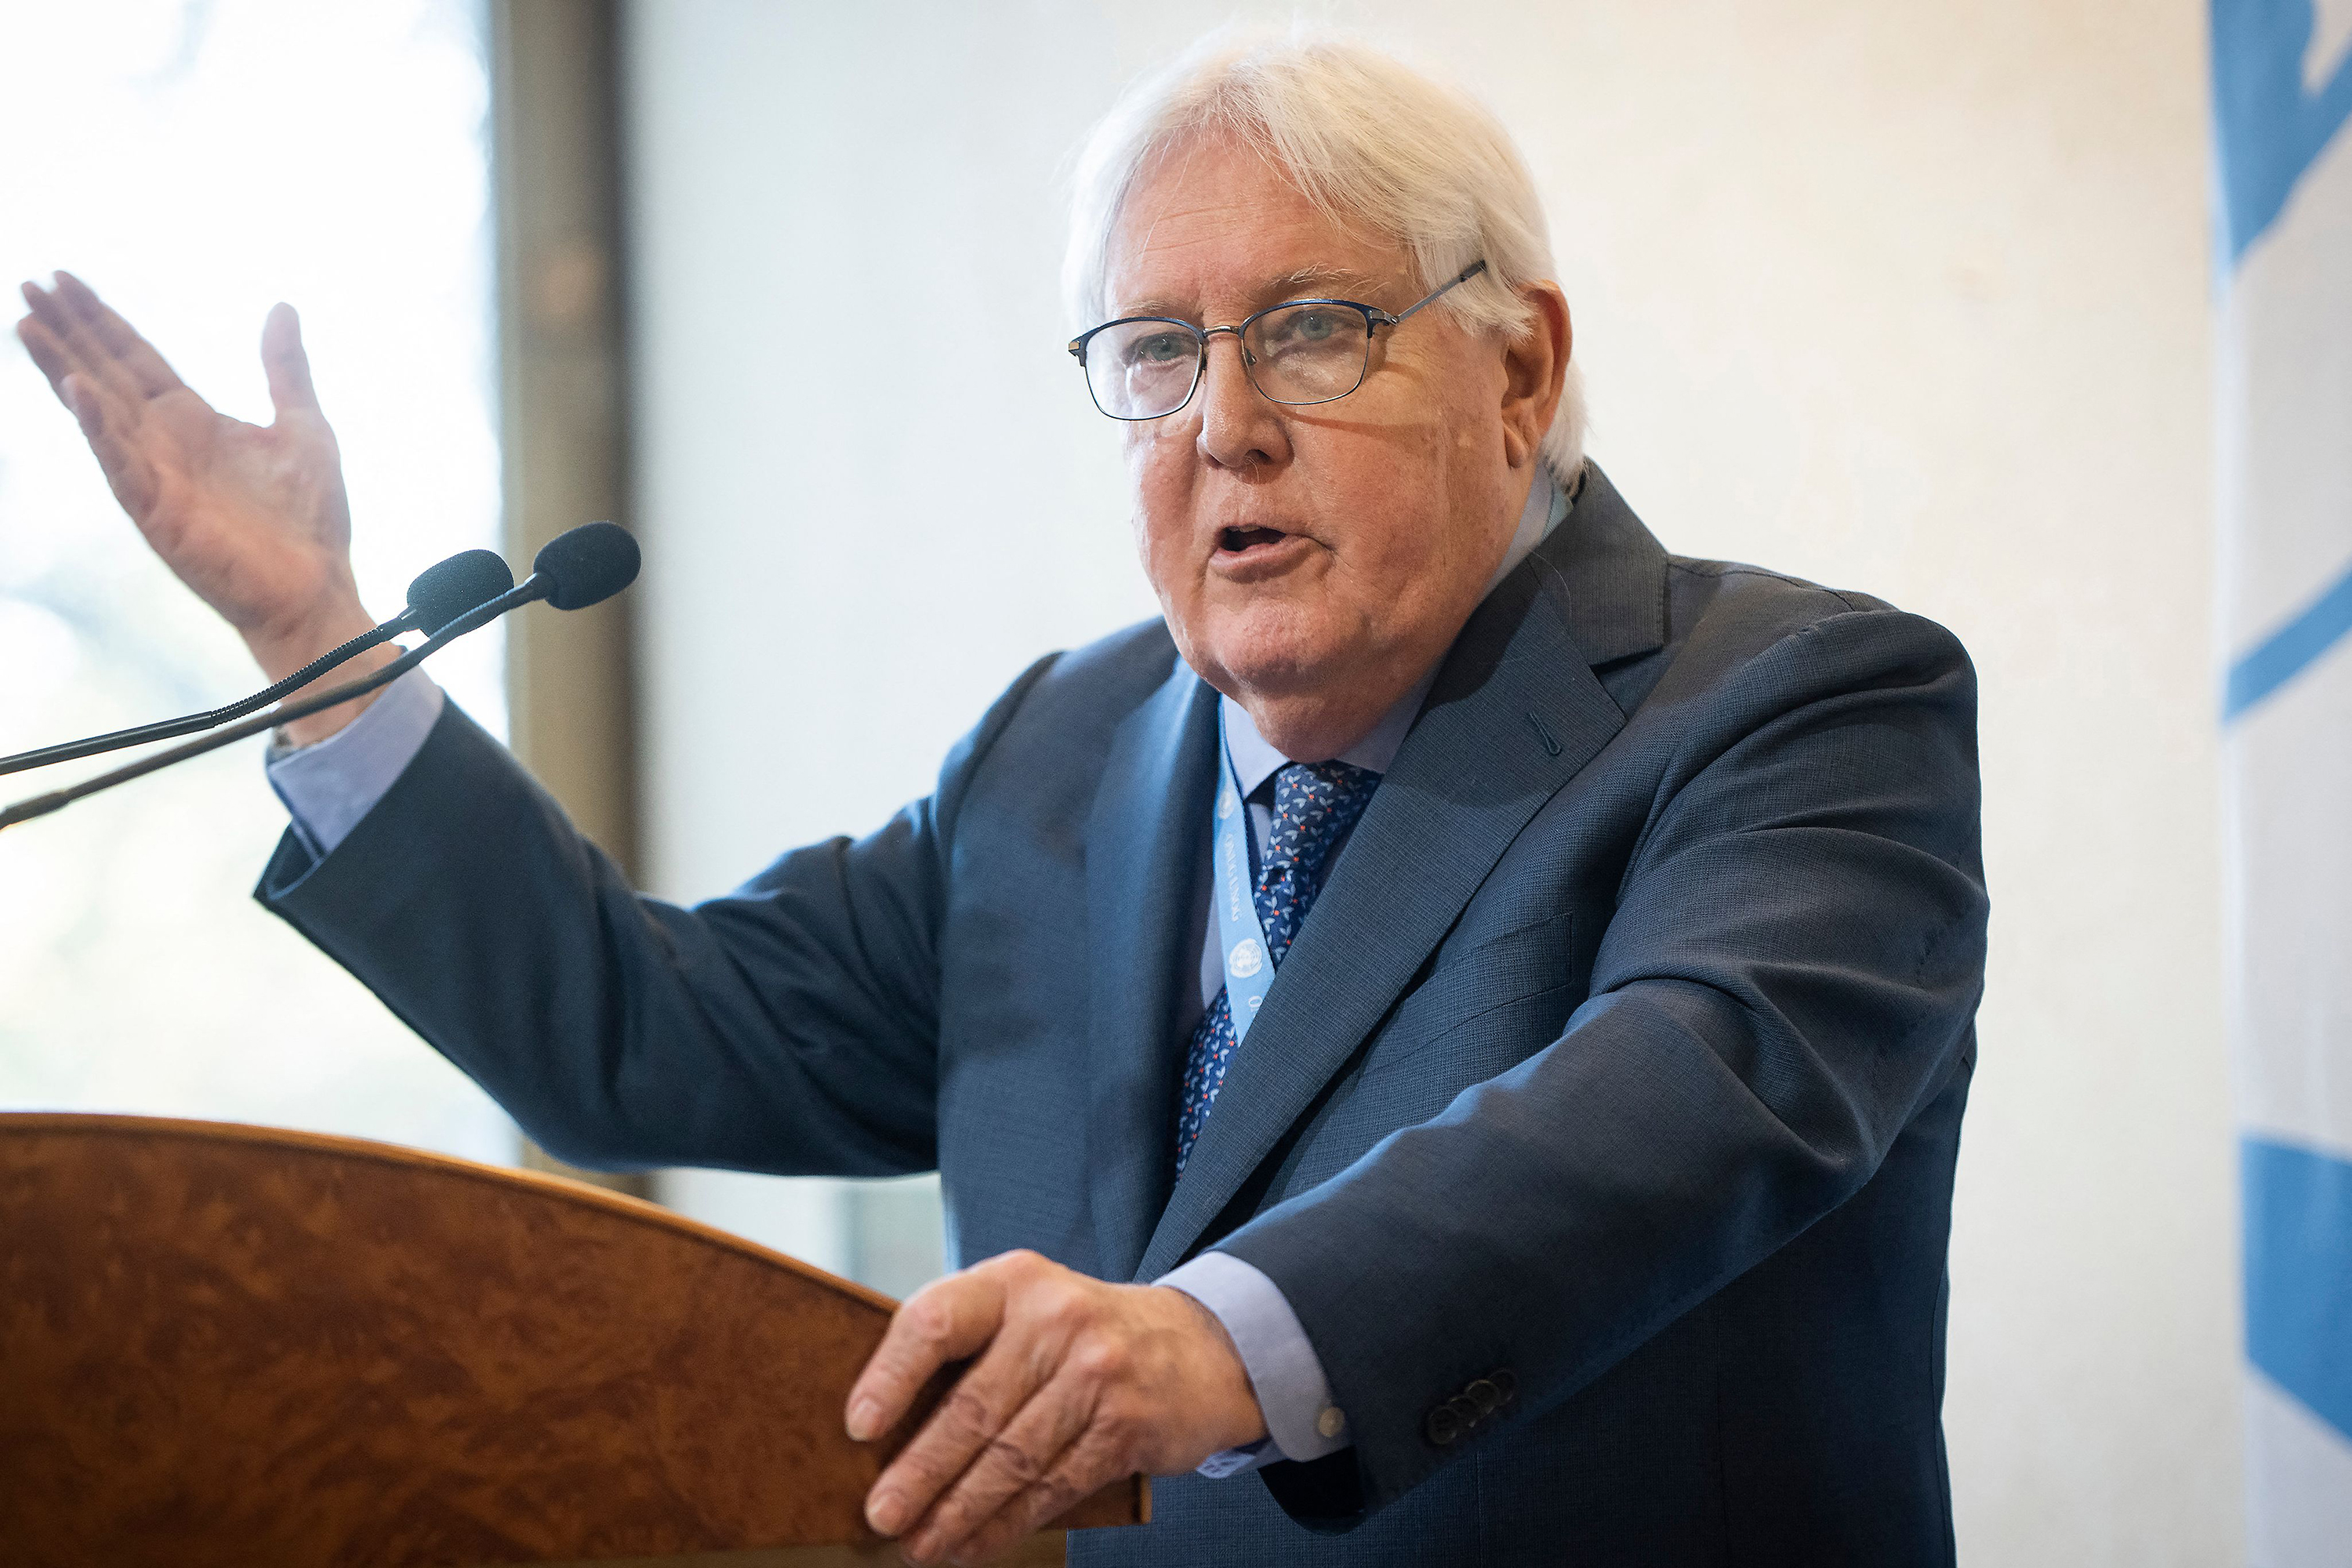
[1265,760,1379,881]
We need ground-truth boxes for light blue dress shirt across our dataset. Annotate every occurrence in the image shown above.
[265,465,1568,1476]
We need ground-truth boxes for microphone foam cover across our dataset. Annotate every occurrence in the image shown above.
[535,521,641,612]
[407,549,517,634]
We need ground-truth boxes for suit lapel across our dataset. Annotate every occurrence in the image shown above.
[1134,465,1666,1279]
[1083,661,1221,1283]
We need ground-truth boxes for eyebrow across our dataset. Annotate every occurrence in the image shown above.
[1117,263,1392,322]
[1262,263,1384,296]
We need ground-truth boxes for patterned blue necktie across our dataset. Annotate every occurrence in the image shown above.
[1176,760,1380,1174]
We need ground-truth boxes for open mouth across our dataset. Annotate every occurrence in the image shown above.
[1210,522,1312,578]
[1217,525,1290,554]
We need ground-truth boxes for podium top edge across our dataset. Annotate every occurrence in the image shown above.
[0,1109,902,1314]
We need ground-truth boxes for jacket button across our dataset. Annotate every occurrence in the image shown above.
[1463,1378,1501,1417]
[1425,1404,1462,1447]
[1490,1368,1517,1406]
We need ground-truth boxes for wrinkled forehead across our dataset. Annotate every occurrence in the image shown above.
[1102,132,1413,321]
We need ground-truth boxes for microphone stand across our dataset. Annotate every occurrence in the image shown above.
[0,619,412,778]
[0,579,546,834]
[0,547,514,779]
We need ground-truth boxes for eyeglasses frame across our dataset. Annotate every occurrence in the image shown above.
[1065,259,1490,421]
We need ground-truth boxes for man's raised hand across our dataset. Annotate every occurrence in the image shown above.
[15,274,394,740]
[845,1249,1269,1566]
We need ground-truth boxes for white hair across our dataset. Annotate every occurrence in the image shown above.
[1063,24,1588,484]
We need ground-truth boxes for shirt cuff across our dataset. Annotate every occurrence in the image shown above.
[264,670,444,858]
[1158,1250,1349,1476]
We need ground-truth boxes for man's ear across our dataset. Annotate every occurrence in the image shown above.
[1499,282,1570,469]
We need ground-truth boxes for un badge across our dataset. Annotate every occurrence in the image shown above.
[1228,938,1265,978]
[1218,787,1239,821]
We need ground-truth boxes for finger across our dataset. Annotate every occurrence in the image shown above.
[884,1351,1073,1547]
[864,1333,1040,1538]
[900,1367,1094,1564]
[20,277,151,405]
[848,1270,1005,1444]
[16,314,77,399]
[946,1426,1126,1567]
[27,314,174,515]
[63,375,160,517]
[261,301,321,417]
[28,320,143,439]
[19,280,88,365]
[53,270,186,398]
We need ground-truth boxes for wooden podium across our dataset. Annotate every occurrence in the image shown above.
[0,1114,1146,1566]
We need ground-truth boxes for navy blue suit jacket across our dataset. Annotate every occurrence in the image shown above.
[261,466,1988,1566]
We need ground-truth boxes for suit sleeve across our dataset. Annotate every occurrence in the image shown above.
[256,655,1060,1177]
[1211,608,1989,1524]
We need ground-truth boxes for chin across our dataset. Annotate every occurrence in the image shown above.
[1191,604,1348,702]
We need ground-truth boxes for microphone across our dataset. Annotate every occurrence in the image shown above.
[0,524,638,834]
[0,549,514,778]
[529,520,641,611]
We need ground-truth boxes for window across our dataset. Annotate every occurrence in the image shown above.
[0,0,510,1162]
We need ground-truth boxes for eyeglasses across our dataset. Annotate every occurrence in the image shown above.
[1067,260,1488,421]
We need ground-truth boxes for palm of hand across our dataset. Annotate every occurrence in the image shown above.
[16,272,360,644]
[131,387,354,637]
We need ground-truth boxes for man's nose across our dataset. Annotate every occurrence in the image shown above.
[1194,330,1288,470]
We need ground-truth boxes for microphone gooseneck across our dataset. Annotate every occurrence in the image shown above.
[0,524,640,834]
[0,549,518,779]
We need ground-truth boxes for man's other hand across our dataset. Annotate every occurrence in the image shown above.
[15,273,393,745]
[846,1249,1269,1565]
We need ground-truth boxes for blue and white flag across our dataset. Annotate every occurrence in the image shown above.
[2212,2,2352,1561]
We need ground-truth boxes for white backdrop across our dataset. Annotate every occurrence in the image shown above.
[621,2,2238,1560]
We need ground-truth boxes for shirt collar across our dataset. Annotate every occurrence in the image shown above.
[1220,465,1571,793]
[1488,462,1570,596]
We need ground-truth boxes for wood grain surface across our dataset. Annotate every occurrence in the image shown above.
[0,1113,1144,1567]
[501,1540,1070,1568]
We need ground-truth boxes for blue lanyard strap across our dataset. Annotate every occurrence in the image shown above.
[1211,705,1279,1045]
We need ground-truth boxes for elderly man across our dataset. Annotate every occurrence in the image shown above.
[16,30,1985,1568]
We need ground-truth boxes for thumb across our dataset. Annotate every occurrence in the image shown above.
[261,301,321,418]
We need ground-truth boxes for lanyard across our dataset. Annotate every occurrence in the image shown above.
[1211,705,1279,1045]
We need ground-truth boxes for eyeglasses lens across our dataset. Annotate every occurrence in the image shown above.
[1085,321,1203,419]
[1243,303,1370,405]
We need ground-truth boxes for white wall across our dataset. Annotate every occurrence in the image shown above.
[622,2,2238,1560]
